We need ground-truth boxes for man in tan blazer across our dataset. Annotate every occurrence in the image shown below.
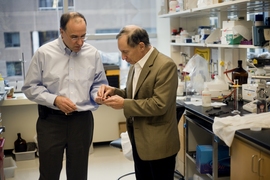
[96,25,180,180]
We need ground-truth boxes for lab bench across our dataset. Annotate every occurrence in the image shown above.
[0,93,125,150]
[176,100,270,180]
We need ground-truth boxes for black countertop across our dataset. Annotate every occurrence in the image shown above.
[177,100,270,153]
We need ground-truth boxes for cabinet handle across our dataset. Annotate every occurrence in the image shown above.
[258,158,264,177]
[251,155,258,173]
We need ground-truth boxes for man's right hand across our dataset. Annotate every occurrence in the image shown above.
[97,84,115,100]
[54,96,77,114]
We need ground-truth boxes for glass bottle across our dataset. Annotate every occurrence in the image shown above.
[232,60,248,85]
[171,28,178,43]
[14,133,27,152]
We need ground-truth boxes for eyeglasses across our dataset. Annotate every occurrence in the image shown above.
[70,35,88,42]
[64,30,88,42]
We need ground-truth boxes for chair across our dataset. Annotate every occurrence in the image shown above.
[110,103,185,180]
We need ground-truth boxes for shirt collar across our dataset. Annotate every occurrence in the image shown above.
[136,46,154,69]
[58,35,78,56]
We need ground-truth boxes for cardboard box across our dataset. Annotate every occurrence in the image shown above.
[221,20,253,44]
[184,0,197,10]
[119,122,127,137]
[222,20,253,30]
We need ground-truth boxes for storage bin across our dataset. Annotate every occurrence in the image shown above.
[4,157,17,178]
[196,145,230,175]
[12,149,37,161]
[196,145,212,174]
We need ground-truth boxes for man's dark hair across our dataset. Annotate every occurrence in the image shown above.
[116,26,150,48]
[60,12,87,31]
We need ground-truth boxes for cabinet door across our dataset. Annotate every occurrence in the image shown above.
[259,151,270,180]
[231,138,259,180]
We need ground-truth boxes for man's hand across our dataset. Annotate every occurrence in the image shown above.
[102,95,124,109]
[95,84,115,104]
[54,96,77,113]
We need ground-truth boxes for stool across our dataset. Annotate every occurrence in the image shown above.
[110,138,135,180]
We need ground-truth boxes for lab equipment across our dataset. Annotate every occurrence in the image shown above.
[231,79,241,114]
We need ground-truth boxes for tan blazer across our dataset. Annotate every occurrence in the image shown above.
[114,48,180,161]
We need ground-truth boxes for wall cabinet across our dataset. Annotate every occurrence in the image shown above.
[157,0,270,83]
[231,137,270,180]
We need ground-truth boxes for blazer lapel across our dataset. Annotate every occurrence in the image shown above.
[133,48,159,98]
[126,65,135,98]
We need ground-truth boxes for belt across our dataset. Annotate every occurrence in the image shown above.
[127,117,134,124]
[48,108,84,116]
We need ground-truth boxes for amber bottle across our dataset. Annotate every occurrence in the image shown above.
[232,60,248,85]
[14,133,27,152]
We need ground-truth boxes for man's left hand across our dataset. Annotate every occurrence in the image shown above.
[103,95,124,109]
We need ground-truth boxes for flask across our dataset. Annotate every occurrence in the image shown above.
[0,73,4,93]
[202,86,211,107]
[232,60,248,85]
[14,133,27,152]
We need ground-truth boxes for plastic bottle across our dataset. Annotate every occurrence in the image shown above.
[177,78,184,96]
[202,86,211,107]
[0,73,4,93]
[232,60,248,85]
[14,133,27,152]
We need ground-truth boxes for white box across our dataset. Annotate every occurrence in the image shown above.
[242,84,258,101]
[222,20,253,30]
[184,0,197,10]
[4,157,17,178]
[13,149,37,161]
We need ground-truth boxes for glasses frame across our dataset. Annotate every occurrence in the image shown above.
[64,30,88,42]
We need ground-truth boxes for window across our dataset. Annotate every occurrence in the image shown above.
[4,32,20,48]
[39,0,74,10]
[38,31,59,46]
[0,0,157,83]
[6,61,23,77]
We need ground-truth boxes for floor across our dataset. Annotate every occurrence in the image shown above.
[5,142,135,180]
[4,142,184,180]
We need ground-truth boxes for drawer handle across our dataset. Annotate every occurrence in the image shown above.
[258,158,264,177]
[251,155,258,173]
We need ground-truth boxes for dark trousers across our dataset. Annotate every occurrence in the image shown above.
[37,107,93,180]
[129,127,176,180]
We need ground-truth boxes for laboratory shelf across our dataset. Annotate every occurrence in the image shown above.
[159,0,270,19]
